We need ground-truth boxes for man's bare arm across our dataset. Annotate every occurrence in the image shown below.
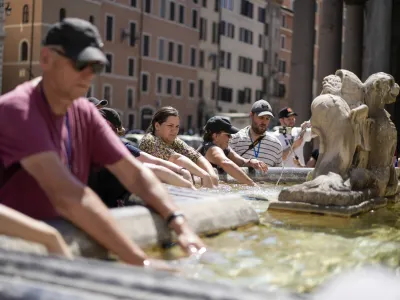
[21,152,148,266]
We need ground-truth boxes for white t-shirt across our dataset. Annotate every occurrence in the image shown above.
[272,127,312,167]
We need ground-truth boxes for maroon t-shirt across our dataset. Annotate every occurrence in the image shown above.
[0,80,130,220]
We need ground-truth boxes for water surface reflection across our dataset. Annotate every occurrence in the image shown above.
[149,183,400,293]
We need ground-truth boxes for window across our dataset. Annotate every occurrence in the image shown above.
[190,48,196,67]
[177,44,183,64]
[103,85,111,102]
[198,79,204,98]
[212,22,218,44]
[89,15,95,24]
[222,0,234,10]
[211,81,216,99]
[237,88,251,104]
[127,88,134,109]
[255,90,263,101]
[156,76,163,94]
[128,58,135,77]
[199,18,207,41]
[240,0,253,19]
[143,34,150,56]
[179,5,185,24]
[20,41,29,61]
[214,0,219,12]
[158,39,165,60]
[278,60,286,73]
[144,0,151,13]
[160,0,166,18]
[128,114,135,130]
[220,51,225,67]
[129,22,137,46]
[131,0,137,7]
[59,8,66,21]
[105,54,113,73]
[257,61,263,76]
[176,79,182,97]
[238,56,253,74]
[239,27,253,44]
[166,78,173,95]
[282,15,286,27]
[106,15,114,41]
[191,10,198,28]
[281,35,286,49]
[22,5,29,24]
[222,22,235,39]
[168,41,174,62]
[169,2,175,21]
[258,7,265,23]
[220,86,233,102]
[199,50,204,68]
[226,52,231,69]
[189,82,195,98]
[141,73,149,92]
[258,34,263,48]
[202,0,207,8]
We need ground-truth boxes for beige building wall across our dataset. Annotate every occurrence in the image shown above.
[198,0,218,128]
[3,0,200,132]
[217,0,265,113]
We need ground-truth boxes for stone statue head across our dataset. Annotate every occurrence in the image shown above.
[363,72,399,109]
[321,75,342,96]
[335,69,364,109]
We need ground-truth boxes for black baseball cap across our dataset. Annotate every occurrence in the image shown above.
[278,107,298,119]
[251,100,274,117]
[43,18,108,66]
[99,108,123,129]
[204,116,239,134]
[88,97,108,107]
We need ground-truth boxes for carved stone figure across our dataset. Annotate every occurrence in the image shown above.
[276,70,399,210]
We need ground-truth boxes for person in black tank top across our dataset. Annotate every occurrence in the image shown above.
[198,117,268,186]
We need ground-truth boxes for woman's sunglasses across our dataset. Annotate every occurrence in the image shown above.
[51,48,105,74]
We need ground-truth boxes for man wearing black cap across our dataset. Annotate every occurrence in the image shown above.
[230,100,283,167]
[88,97,108,109]
[273,107,312,167]
[198,116,268,186]
[0,18,204,269]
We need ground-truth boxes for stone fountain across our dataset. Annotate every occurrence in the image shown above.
[269,70,400,217]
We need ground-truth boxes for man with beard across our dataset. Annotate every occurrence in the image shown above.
[230,100,283,167]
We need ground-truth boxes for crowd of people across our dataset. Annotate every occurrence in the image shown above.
[0,18,318,268]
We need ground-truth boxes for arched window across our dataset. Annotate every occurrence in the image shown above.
[89,15,95,24]
[127,88,134,109]
[20,41,29,61]
[59,8,66,21]
[22,5,29,23]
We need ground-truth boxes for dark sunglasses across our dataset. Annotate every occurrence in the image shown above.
[220,132,232,138]
[50,48,105,74]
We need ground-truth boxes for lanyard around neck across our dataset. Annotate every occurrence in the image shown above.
[248,128,261,158]
[40,85,73,171]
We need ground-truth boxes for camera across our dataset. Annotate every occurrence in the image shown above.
[278,126,293,135]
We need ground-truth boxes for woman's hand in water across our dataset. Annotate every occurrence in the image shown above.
[179,168,192,182]
[201,174,214,188]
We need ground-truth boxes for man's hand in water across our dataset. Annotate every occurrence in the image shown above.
[169,216,206,255]
[247,159,268,173]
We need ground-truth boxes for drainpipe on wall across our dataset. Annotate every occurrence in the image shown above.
[135,1,144,129]
[28,0,35,79]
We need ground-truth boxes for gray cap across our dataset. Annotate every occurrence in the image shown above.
[251,99,274,117]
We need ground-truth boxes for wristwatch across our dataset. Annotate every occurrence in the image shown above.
[165,211,186,227]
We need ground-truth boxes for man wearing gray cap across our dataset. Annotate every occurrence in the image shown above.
[230,100,283,167]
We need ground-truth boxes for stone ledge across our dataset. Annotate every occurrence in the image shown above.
[0,186,259,258]
[0,249,297,300]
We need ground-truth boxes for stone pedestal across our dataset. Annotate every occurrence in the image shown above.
[288,0,315,123]
[316,0,344,94]
[343,2,364,78]
[362,0,392,80]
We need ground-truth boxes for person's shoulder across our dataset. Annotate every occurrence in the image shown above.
[265,132,283,145]
[0,81,39,119]
[232,126,249,139]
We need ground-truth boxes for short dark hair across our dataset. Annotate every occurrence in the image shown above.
[147,106,179,134]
